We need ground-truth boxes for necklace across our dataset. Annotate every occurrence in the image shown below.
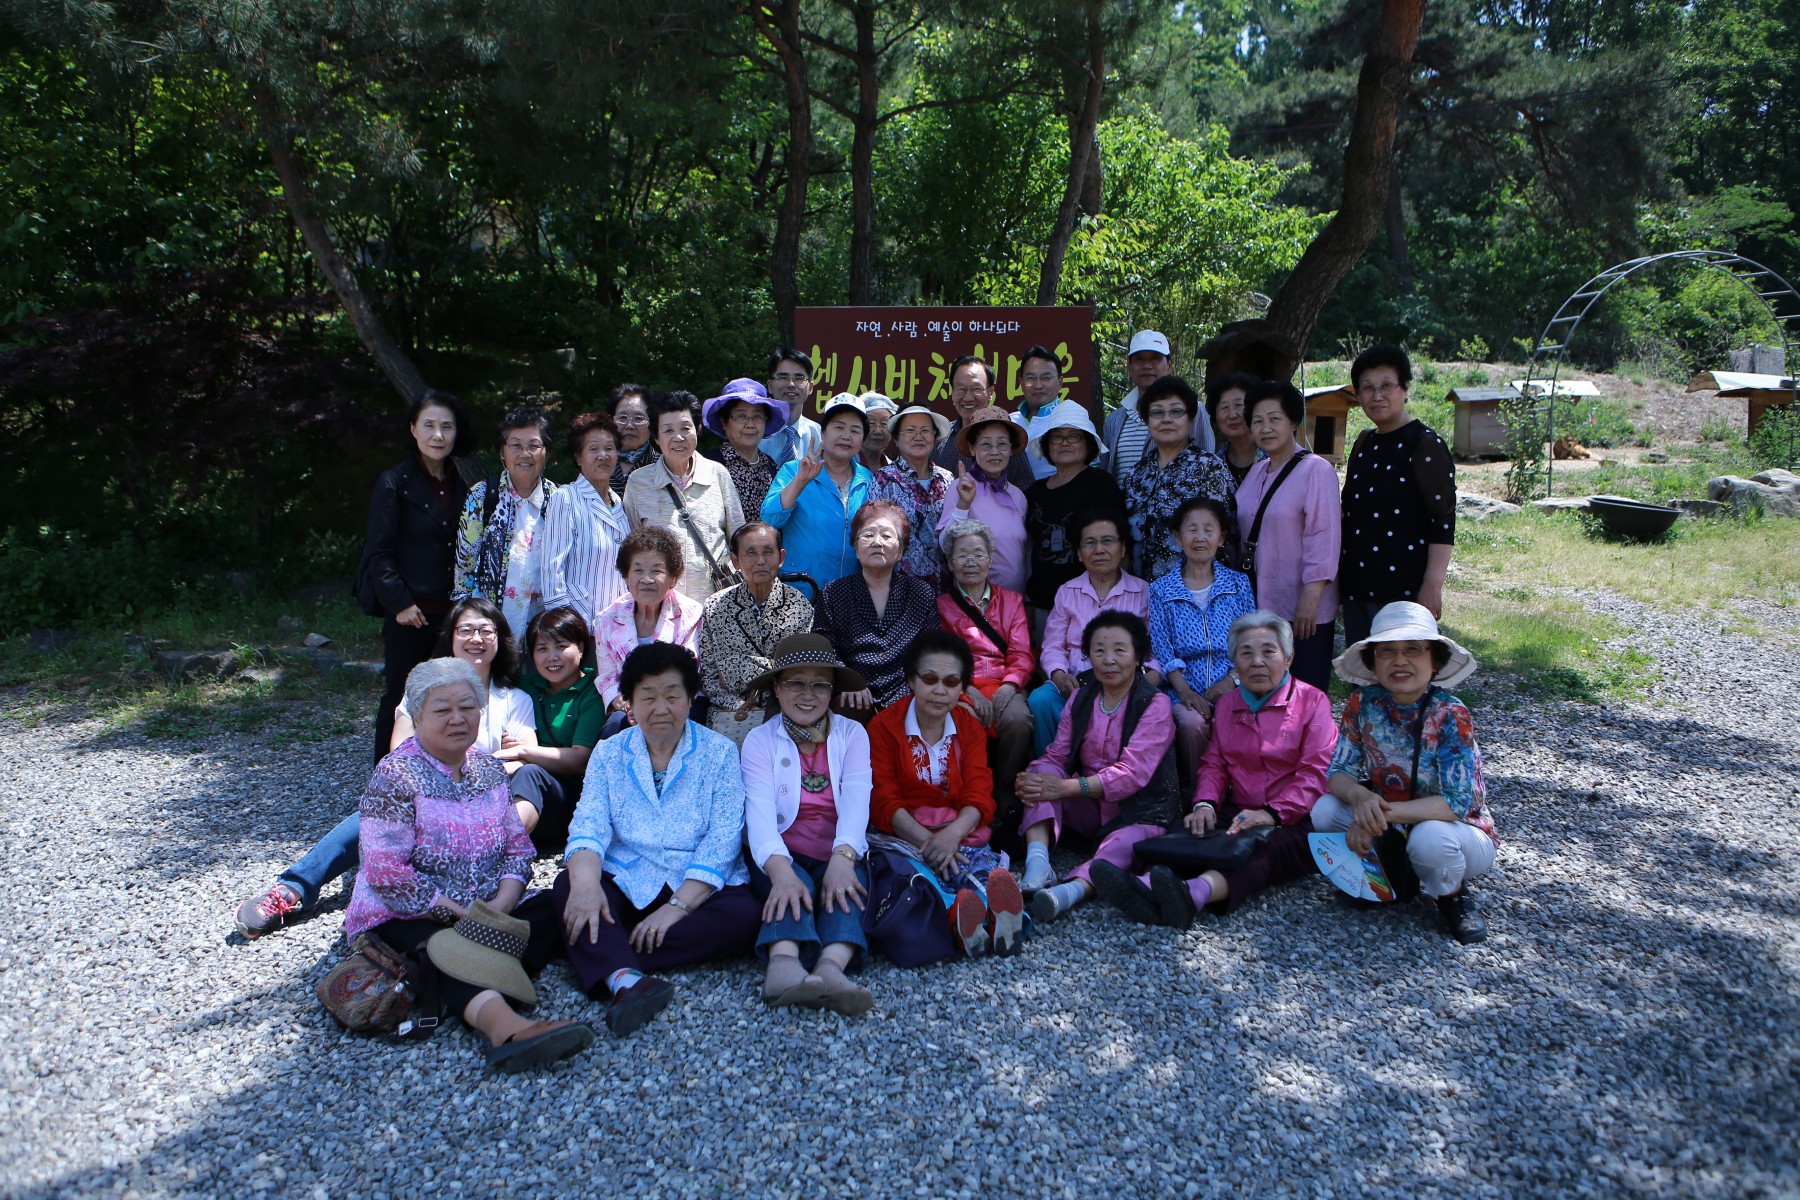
[1098,690,1129,715]
[797,738,830,794]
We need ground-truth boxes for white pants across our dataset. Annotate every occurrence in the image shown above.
[1311,794,1496,898]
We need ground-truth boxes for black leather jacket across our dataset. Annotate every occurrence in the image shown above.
[361,455,468,615]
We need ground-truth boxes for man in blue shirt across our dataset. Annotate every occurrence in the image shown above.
[759,347,823,468]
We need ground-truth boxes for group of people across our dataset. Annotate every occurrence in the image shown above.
[237,335,1495,1073]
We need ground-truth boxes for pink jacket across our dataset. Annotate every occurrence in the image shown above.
[594,589,705,706]
[937,584,1035,688]
[1194,675,1337,823]
[1040,571,1158,677]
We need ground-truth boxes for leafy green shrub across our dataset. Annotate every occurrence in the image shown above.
[1751,405,1800,471]
[1559,397,1647,448]
[0,527,206,632]
[1699,415,1742,444]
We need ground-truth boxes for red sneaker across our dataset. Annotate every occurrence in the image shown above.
[235,884,301,939]
[951,888,990,957]
[986,870,1025,957]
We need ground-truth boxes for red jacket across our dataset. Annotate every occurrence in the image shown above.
[937,583,1035,689]
[868,698,996,838]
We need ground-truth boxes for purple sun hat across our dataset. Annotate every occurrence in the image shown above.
[703,378,790,440]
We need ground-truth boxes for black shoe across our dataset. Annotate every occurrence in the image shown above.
[1148,866,1198,931]
[1089,862,1159,926]
[1437,892,1488,944]
[605,975,676,1036]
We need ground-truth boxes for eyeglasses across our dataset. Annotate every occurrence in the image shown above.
[770,372,811,385]
[1373,643,1431,659]
[454,624,498,640]
[614,413,649,426]
[951,549,990,563]
[1146,405,1188,422]
[913,671,964,690]
[1022,372,1061,385]
[950,386,990,399]
[856,528,900,544]
[779,679,833,697]
[503,441,546,455]
[726,409,766,424]
[1078,536,1121,551]
[1357,382,1405,399]
[1045,431,1086,445]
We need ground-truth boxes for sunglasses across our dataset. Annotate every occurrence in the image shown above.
[913,671,964,690]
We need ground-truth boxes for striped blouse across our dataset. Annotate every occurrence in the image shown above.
[541,475,631,632]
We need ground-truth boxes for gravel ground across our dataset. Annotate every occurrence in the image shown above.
[3,591,1798,1199]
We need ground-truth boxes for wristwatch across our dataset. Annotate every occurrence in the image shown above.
[833,844,860,863]
[666,895,694,913]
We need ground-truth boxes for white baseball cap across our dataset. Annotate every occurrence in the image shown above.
[1128,330,1172,357]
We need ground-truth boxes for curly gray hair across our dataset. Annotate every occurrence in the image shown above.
[1227,609,1294,658]
[943,518,994,560]
[403,657,484,720]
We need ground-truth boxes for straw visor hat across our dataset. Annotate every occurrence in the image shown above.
[1333,601,1477,688]
[744,633,868,698]
[427,900,538,1006]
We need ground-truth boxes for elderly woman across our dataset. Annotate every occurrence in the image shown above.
[555,644,759,1036]
[938,519,1035,830]
[1339,345,1457,646]
[1024,511,1157,832]
[1313,602,1497,944]
[1238,379,1341,693]
[700,522,815,745]
[542,411,631,632]
[1149,496,1257,781]
[356,389,472,761]
[741,634,876,1013]
[607,383,659,492]
[506,605,605,851]
[1206,371,1264,488]
[455,404,560,637]
[1018,612,1182,925]
[812,500,941,714]
[936,405,1030,593]
[868,630,1025,958]
[1022,404,1124,623]
[235,598,538,936]
[761,394,874,587]
[870,404,954,583]
[1087,610,1337,929]
[703,377,786,516]
[858,391,898,469]
[594,528,704,730]
[344,658,597,1070]
[623,390,746,605]
[1121,376,1237,582]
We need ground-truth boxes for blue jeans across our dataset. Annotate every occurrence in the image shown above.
[1027,680,1068,756]
[750,852,871,968]
[276,813,361,908]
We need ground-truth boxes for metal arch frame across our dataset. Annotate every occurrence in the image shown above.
[1518,249,1800,496]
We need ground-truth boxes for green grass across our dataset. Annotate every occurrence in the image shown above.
[1439,588,1661,708]
[1564,443,1756,505]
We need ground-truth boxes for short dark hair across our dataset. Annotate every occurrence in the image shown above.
[905,628,974,683]
[729,520,784,554]
[498,404,553,449]
[566,411,620,459]
[1246,379,1306,427]
[1350,344,1413,390]
[1135,375,1199,423]
[1082,610,1150,663]
[435,596,521,689]
[768,347,813,377]
[607,383,653,414]
[408,388,476,458]
[620,641,701,702]
[1020,345,1060,372]
[1074,507,1131,553]
[1360,640,1452,674]
[1170,495,1231,536]
[525,605,594,660]
[617,526,685,582]
[852,499,911,554]
[651,390,703,449]
[949,354,996,390]
[1203,371,1262,423]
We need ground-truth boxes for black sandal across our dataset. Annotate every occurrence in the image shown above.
[485,1021,597,1073]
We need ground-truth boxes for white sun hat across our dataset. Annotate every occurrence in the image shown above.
[1333,601,1477,687]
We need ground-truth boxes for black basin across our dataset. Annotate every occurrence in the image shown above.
[1587,494,1680,538]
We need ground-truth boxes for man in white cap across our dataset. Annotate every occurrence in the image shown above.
[1098,329,1215,478]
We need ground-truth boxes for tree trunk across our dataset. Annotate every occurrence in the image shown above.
[846,0,878,304]
[259,98,429,403]
[1385,174,1414,291]
[1036,4,1104,307]
[1266,0,1424,355]
[752,0,812,346]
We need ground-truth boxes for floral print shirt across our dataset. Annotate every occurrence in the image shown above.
[870,461,954,583]
[712,443,779,518]
[1121,446,1238,582]
[454,476,558,638]
[1329,684,1497,842]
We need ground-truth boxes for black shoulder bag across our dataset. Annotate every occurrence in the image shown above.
[1242,449,1309,595]
[948,586,1009,658]
[665,483,743,592]
[1372,689,1435,901]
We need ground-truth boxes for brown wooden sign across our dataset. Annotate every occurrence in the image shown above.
[793,306,1095,420]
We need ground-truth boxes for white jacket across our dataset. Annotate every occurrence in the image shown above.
[741,713,872,869]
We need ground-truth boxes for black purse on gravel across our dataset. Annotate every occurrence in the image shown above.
[1131,826,1274,874]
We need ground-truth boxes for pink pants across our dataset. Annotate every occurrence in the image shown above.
[1020,795,1173,891]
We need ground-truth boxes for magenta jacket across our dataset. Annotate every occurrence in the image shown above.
[1194,675,1337,823]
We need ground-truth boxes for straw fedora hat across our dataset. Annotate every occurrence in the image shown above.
[1333,601,1477,688]
[954,405,1028,457]
[743,633,868,699]
[426,900,537,1006]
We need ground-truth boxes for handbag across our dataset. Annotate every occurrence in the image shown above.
[1132,825,1274,874]
[1242,449,1308,594]
[316,932,440,1037]
[1369,693,1434,901]
[665,483,742,593]
[862,846,959,968]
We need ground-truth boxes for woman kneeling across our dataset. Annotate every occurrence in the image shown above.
[868,630,1025,958]
[555,643,760,1036]
[1016,612,1183,925]
[1088,610,1337,928]
[741,634,877,1014]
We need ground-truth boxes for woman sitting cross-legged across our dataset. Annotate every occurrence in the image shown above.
[741,634,877,1014]
[1016,612,1183,926]
[553,643,760,1036]
[595,526,704,737]
[1312,602,1498,945]
[867,630,1026,958]
[1086,610,1337,929]
[343,658,597,1071]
